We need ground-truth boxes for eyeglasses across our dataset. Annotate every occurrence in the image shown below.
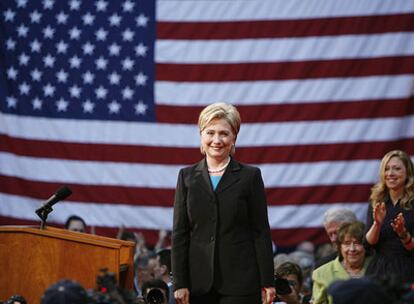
[341,241,363,249]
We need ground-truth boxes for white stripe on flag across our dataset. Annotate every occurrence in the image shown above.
[0,152,383,187]
[157,0,414,21]
[156,33,414,63]
[1,113,414,146]
[156,75,414,105]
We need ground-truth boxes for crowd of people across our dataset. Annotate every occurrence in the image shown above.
[6,211,414,304]
[3,103,414,304]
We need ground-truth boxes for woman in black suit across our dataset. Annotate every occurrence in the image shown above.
[172,103,275,304]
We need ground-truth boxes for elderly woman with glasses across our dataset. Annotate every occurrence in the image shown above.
[311,221,372,304]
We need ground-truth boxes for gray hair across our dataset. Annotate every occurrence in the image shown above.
[323,207,357,226]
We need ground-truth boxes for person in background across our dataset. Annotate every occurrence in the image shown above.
[41,279,91,304]
[135,252,156,297]
[365,150,414,283]
[172,103,275,304]
[288,244,314,298]
[311,221,371,304]
[117,227,138,243]
[135,232,152,259]
[314,207,357,269]
[64,215,87,233]
[154,229,172,252]
[327,277,391,304]
[314,243,335,265]
[153,249,175,304]
[274,261,309,304]
[273,253,292,270]
[117,227,140,257]
[296,241,314,257]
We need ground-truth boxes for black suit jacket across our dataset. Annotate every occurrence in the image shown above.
[171,158,274,296]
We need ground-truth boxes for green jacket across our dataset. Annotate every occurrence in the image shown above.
[311,256,371,304]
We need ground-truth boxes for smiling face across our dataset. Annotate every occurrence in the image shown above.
[340,234,365,268]
[201,118,235,162]
[383,156,407,193]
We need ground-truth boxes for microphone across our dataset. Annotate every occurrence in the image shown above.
[36,186,72,215]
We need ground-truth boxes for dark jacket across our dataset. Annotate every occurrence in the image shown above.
[313,251,337,270]
[171,158,274,296]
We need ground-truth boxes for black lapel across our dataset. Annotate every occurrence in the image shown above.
[194,159,215,198]
[215,159,241,193]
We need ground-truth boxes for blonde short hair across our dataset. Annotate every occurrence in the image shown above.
[198,103,241,138]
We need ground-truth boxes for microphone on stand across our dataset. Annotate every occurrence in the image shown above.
[36,186,72,229]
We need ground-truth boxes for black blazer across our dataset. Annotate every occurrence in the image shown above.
[171,158,274,296]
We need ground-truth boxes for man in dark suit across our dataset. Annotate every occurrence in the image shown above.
[172,103,275,304]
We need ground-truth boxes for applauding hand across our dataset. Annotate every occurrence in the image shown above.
[391,213,408,239]
[373,202,386,226]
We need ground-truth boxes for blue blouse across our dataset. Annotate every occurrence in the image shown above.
[209,175,222,190]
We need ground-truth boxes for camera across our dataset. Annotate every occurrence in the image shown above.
[6,295,27,304]
[274,276,292,295]
[141,279,169,304]
[144,288,166,304]
[89,268,137,304]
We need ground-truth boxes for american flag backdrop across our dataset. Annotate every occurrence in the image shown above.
[1,0,414,248]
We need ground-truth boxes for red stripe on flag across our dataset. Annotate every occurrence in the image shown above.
[157,57,414,82]
[157,13,414,39]
[267,184,371,206]
[156,99,414,124]
[238,140,414,164]
[0,134,201,164]
[1,134,414,164]
[0,175,175,206]
[0,175,391,206]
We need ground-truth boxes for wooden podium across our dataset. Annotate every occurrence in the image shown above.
[0,226,135,304]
